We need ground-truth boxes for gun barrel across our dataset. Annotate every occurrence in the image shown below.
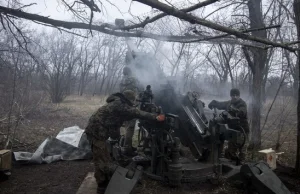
[182,105,205,135]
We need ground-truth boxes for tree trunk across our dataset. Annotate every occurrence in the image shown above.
[251,63,263,147]
[104,70,112,95]
[293,65,299,101]
[247,0,268,148]
[248,70,252,96]
[79,72,86,96]
[99,75,106,94]
[294,0,300,175]
[261,74,267,103]
[228,66,234,88]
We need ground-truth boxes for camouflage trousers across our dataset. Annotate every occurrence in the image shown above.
[123,119,136,148]
[87,136,115,185]
[223,132,249,161]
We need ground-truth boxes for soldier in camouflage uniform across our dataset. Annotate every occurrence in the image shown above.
[208,88,249,161]
[119,66,142,155]
[85,90,165,193]
[120,67,140,94]
[140,85,153,103]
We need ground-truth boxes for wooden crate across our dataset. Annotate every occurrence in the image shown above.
[0,150,12,171]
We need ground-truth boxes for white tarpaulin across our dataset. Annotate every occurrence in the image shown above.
[56,126,85,147]
[13,126,92,164]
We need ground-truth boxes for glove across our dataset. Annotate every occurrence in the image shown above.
[156,114,165,122]
[208,100,217,110]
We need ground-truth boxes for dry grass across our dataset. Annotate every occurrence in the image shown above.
[0,95,106,151]
[56,95,107,117]
[259,96,297,167]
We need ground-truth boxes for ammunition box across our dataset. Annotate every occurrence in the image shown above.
[0,150,12,171]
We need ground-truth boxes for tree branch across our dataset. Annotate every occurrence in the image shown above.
[80,0,101,12]
[0,5,200,42]
[133,0,297,51]
[192,24,281,43]
[0,5,264,47]
[120,0,219,31]
[0,3,296,51]
[242,46,255,73]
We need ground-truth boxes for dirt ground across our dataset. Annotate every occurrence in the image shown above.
[0,95,300,194]
[0,160,93,194]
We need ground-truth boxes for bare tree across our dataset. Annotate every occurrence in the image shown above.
[277,0,299,100]
[0,1,297,50]
[240,0,268,148]
[181,44,202,91]
[65,37,81,95]
[92,34,106,95]
[204,44,240,90]
[294,0,300,175]
[77,40,97,96]
[103,37,126,94]
[44,32,79,103]
[0,23,44,148]
[170,43,185,77]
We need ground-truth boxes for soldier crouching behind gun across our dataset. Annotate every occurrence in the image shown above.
[208,88,249,162]
[84,90,165,194]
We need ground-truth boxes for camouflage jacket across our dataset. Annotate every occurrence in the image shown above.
[85,93,157,141]
[119,75,141,94]
[214,98,249,133]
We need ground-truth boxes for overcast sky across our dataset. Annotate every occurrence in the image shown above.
[21,0,190,23]
[14,0,221,76]
[18,0,216,29]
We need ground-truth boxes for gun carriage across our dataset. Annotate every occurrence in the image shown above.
[103,45,291,194]
[104,84,291,194]
[131,84,244,184]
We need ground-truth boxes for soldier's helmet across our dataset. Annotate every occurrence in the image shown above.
[123,66,132,76]
[230,88,240,96]
[123,90,136,102]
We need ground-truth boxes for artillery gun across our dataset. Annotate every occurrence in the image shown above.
[103,46,291,194]
[130,84,243,184]
[104,84,291,194]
